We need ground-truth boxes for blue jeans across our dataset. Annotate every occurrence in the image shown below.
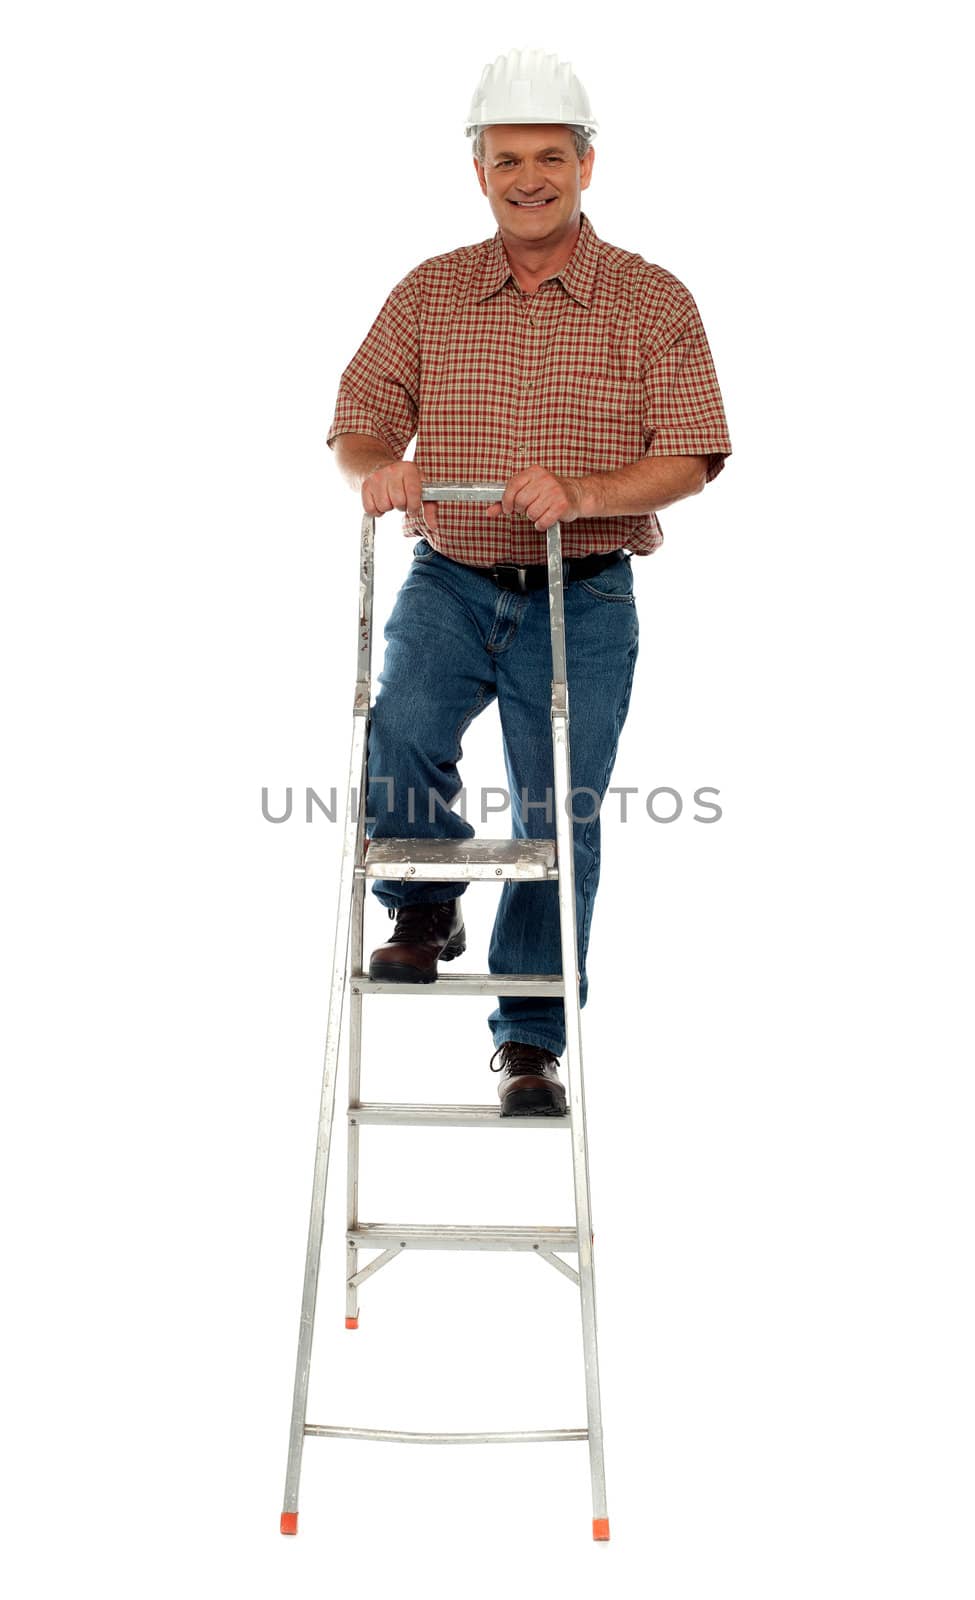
[366,538,640,1057]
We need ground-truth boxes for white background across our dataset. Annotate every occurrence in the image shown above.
[2,1,972,1595]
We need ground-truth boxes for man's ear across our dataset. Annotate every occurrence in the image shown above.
[473,156,488,197]
[580,147,595,192]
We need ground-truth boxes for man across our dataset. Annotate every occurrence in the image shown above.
[327,49,732,1115]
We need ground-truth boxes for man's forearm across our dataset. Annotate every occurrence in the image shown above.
[332,433,401,492]
[576,454,709,518]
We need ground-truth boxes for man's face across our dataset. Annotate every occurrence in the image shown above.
[474,124,594,245]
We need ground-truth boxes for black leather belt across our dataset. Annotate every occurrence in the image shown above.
[480,549,625,594]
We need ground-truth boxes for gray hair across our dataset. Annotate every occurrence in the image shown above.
[472,126,592,162]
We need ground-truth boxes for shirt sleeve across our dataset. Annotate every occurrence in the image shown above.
[326,275,420,457]
[640,281,732,483]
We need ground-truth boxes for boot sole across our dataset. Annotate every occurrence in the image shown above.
[501,1086,568,1117]
[368,937,466,984]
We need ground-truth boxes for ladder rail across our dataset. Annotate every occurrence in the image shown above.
[282,515,376,1514]
[346,515,374,1329]
[545,523,608,1524]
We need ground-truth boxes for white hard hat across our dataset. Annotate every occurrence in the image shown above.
[464,48,598,139]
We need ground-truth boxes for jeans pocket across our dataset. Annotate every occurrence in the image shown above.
[412,538,437,562]
[577,555,635,603]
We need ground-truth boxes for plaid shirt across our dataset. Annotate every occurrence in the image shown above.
[327,212,732,563]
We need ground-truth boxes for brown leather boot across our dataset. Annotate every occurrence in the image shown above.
[368,899,466,984]
[489,1041,567,1117]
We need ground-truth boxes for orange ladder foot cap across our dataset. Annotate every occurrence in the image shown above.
[593,1517,610,1541]
[281,1512,298,1535]
[345,1316,359,1329]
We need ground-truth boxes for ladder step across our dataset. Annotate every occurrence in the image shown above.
[351,972,564,997]
[359,838,557,881]
[349,1102,570,1128]
[348,1224,578,1252]
[304,1424,587,1444]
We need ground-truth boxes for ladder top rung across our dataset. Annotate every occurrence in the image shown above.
[361,838,557,881]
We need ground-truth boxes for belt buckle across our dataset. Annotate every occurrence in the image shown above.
[491,563,530,593]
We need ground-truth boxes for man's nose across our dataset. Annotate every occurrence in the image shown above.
[515,174,545,194]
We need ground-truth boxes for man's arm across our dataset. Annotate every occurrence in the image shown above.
[579,455,708,515]
[332,433,440,534]
[486,455,709,532]
[332,433,399,491]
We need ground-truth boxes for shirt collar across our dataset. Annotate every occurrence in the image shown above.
[471,211,599,306]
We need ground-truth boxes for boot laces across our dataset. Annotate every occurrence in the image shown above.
[489,1042,558,1076]
[386,901,455,944]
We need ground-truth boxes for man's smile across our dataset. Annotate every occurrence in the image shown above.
[508,197,556,207]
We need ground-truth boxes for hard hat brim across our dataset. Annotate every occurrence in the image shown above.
[465,118,598,138]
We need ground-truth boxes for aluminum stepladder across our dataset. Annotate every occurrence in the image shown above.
[281,482,610,1541]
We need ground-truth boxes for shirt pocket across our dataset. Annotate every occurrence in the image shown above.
[557,375,644,473]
